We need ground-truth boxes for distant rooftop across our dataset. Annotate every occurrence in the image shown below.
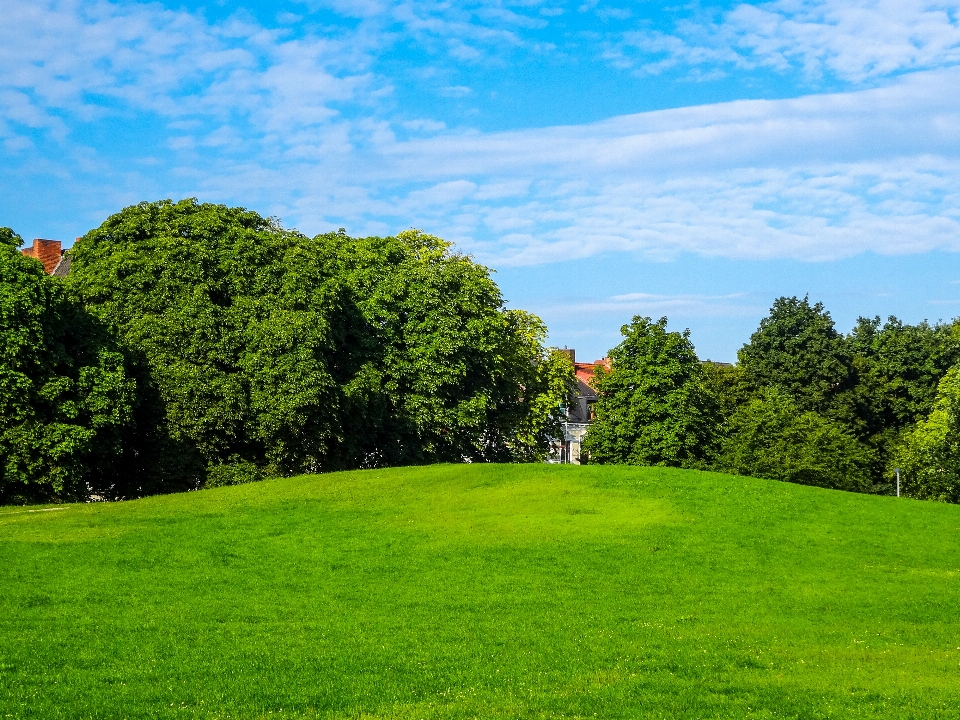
[20,238,73,277]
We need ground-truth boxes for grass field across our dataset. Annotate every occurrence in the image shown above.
[2,464,960,719]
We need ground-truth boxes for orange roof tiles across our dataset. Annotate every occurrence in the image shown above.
[574,359,609,391]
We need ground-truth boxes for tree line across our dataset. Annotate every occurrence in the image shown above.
[4,198,960,505]
[582,303,960,502]
[0,200,573,504]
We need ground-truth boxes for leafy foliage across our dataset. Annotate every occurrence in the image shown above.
[716,388,874,492]
[700,361,754,421]
[738,296,853,418]
[51,204,572,495]
[13,194,960,504]
[582,316,719,466]
[0,227,136,503]
[849,316,960,452]
[514,345,579,460]
[730,298,960,497]
[318,229,575,465]
[65,200,354,489]
[891,366,960,503]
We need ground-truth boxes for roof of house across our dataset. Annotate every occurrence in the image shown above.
[574,359,610,392]
[21,238,63,275]
[51,254,72,278]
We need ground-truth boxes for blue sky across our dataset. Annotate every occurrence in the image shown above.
[3,0,960,361]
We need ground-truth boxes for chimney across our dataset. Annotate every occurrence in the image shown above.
[560,347,575,364]
[21,239,63,275]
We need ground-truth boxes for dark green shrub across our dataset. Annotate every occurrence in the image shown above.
[717,388,874,492]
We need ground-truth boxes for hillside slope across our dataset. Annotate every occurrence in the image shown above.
[2,464,960,719]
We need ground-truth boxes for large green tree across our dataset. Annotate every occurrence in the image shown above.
[318,229,575,464]
[739,296,853,419]
[64,202,572,489]
[582,316,719,466]
[65,200,356,488]
[0,228,136,503]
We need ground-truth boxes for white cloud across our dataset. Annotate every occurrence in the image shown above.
[438,85,473,97]
[596,7,632,21]
[473,179,530,200]
[614,0,960,82]
[401,118,447,132]
[4,0,960,270]
[551,292,763,318]
[286,68,958,265]
[0,0,376,149]
[405,180,478,206]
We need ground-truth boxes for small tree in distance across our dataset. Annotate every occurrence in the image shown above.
[582,316,719,467]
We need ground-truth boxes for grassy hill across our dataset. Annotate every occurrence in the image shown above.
[2,464,960,719]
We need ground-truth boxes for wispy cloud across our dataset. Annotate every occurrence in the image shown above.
[199,68,959,266]
[542,292,763,317]
[609,0,960,83]
[3,0,960,272]
[0,0,378,149]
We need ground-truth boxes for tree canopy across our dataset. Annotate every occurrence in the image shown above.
[64,200,353,490]
[0,228,136,503]
[582,316,718,467]
[738,296,853,418]
[34,199,575,497]
[9,199,960,505]
[725,300,960,495]
[849,316,960,438]
[317,228,574,465]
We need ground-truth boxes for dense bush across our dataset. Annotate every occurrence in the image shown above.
[716,388,875,493]
[0,228,136,503]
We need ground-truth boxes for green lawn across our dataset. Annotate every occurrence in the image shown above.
[2,464,960,719]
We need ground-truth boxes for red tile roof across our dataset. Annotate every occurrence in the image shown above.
[574,359,610,391]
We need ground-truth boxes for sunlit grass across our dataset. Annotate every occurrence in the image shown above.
[3,463,960,718]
